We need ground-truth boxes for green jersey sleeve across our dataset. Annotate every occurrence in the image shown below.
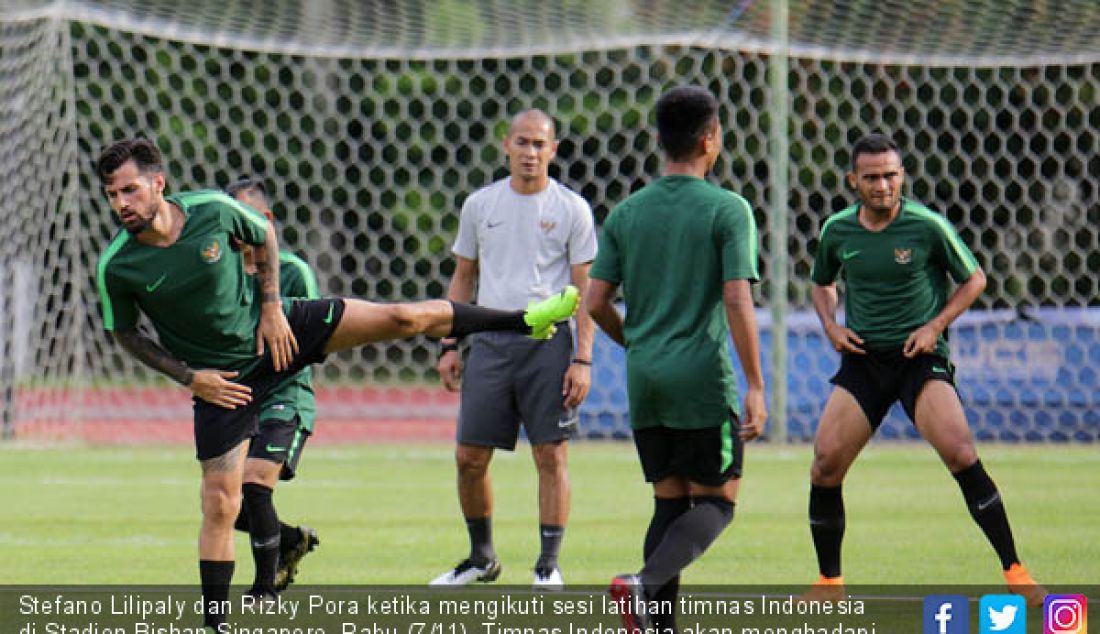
[96,233,135,331]
[589,208,622,284]
[811,218,841,285]
[279,251,320,299]
[716,194,760,282]
[930,216,979,283]
[218,193,270,246]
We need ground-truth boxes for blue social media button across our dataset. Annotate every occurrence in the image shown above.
[924,595,970,634]
[980,594,1026,634]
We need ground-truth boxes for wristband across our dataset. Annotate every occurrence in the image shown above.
[440,341,459,356]
[571,358,592,366]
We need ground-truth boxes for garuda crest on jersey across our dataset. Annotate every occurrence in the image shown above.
[201,238,222,264]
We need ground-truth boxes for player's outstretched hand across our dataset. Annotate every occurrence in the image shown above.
[257,303,299,372]
[190,369,252,409]
[438,350,462,392]
[739,386,768,441]
[825,322,865,355]
[562,362,591,408]
[903,323,939,358]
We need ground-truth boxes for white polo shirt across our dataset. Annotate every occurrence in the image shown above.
[453,178,597,311]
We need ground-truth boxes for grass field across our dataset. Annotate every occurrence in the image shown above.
[2,440,1096,588]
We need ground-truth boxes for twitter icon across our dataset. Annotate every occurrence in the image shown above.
[981,595,1026,634]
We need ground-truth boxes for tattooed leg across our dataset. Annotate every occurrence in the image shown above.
[199,441,248,560]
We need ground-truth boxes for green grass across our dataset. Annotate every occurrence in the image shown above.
[0,441,1096,586]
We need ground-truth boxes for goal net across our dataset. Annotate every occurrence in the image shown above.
[1,0,1098,442]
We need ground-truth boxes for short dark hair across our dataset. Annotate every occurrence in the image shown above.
[851,133,901,170]
[224,176,267,203]
[95,138,163,183]
[655,86,719,161]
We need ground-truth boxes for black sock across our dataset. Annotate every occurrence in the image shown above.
[809,484,845,578]
[536,524,565,571]
[953,459,1020,570]
[235,514,295,545]
[644,497,691,634]
[448,302,528,338]
[234,509,250,532]
[639,496,734,590]
[465,517,497,564]
[199,560,234,628]
[242,483,280,594]
[280,522,301,554]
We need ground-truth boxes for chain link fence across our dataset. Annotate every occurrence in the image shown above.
[1,1,1097,440]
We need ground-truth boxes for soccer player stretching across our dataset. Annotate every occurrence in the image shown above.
[94,139,579,630]
[804,133,1046,606]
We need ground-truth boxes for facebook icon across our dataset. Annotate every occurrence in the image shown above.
[924,595,970,634]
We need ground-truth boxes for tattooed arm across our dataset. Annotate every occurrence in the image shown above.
[251,221,298,371]
[112,328,252,409]
[251,221,282,306]
[113,328,193,386]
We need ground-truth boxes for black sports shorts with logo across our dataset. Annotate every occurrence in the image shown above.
[632,411,745,487]
[248,415,310,480]
[830,346,958,430]
[193,297,344,461]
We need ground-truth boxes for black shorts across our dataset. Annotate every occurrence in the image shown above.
[193,298,344,461]
[632,412,744,487]
[247,415,310,480]
[829,347,957,430]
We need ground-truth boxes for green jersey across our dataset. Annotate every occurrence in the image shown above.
[811,198,979,357]
[260,252,320,431]
[97,190,271,372]
[590,175,759,430]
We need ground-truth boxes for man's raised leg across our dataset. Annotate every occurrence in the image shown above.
[322,287,579,353]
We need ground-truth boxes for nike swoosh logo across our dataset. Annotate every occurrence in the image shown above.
[265,444,287,453]
[841,250,861,261]
[487,221,504,228]
[252,535,280,549]
[976,492,1001,512]
[322,302,335,324]
[558,409,578,428]
[145,274,167,292]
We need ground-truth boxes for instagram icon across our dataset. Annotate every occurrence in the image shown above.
[1045,595,1088,634]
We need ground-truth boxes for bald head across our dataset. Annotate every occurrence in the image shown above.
[508,109,556,140]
